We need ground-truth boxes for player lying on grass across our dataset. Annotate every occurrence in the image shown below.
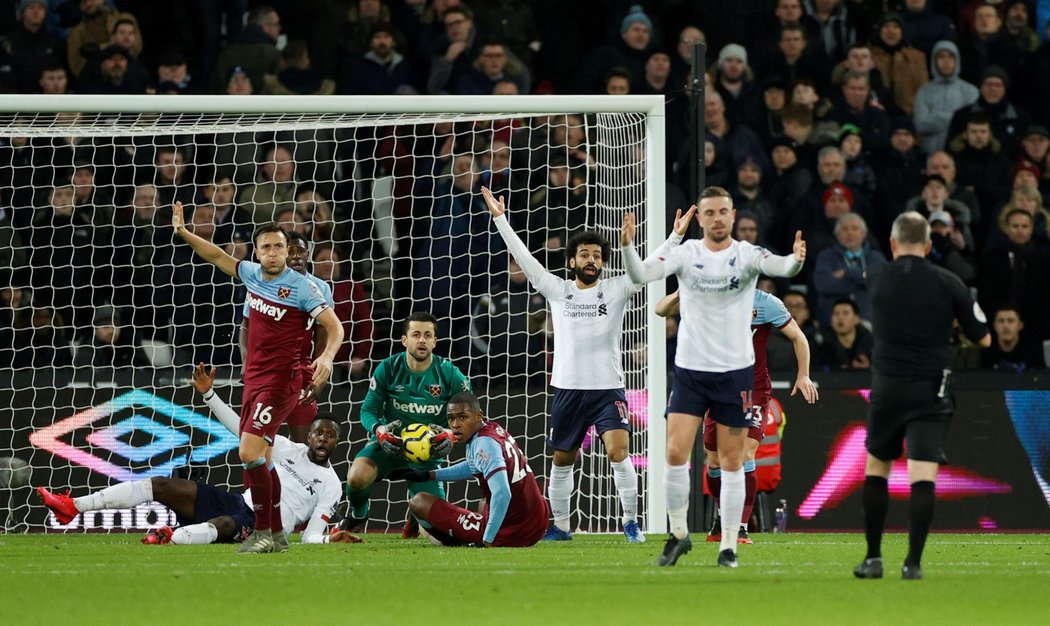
[386,391,549,547]
[38,364,353,546]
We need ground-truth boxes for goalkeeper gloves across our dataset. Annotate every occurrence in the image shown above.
[429,424,455,459]
[375,420,403,457]
[387,468,432,482]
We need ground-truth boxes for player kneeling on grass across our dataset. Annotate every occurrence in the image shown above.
[38,364,349,546]
[387,392,549,547]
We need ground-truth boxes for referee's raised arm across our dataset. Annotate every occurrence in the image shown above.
[172,201,239,277]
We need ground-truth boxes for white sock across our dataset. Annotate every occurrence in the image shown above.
[665,463,690,539]
[610,458,638,524]
[171,523,219,545]
[73,478,154,512]
[548,465,574,531]
[720,468,745,552]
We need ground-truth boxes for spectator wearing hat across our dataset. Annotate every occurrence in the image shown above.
[713,43,758,121]
[341,21,413,95]
[76,43,149,94]
[804,180,863,273]
[870,12,928,116]
[946,65,1032,158]
[768,136,813,232]
[800,0,862,63]
[792,146,875,243]
[73,305,146,368]
[813,212,887,324]
[225,66,252,95]
[1011,160,1043,192]
[949,113,1014,225]
[730,157,777,232]
[958,3,1024,85]
[742,75,790,149]
[575,4,654,94]
[2,0,65,94]
[1017,125,1049,175]
[1002,0,1040,54]
[926,209,977,284]
[210,5,282,94]
[264,39,336,95]
[900,0,956,59]
[759,21,832,93]
[905,174,976,251]
[838,124,878,198]
[829,70,892,150]
[873,116,927,237]
[913,40,978,154]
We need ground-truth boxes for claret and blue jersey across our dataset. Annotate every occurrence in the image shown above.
[236,260,329,385]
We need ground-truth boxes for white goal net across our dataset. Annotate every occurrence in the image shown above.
[0,95,667,535]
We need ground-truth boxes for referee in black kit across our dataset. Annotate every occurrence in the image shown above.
[853,211,990,581]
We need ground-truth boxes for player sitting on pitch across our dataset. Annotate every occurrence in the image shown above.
[38,364,352,546]
[387,391,549,547]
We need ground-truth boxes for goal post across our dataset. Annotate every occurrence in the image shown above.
[0,94,667,535]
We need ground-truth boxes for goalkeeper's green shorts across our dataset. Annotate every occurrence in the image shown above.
[355,441,445,498]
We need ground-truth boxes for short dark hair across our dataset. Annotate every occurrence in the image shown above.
[252,222,289,246]
[965,112,991,128]
[780,21,805,38]
[310,413,342,437]
[832,297,860,316]
[286,231,309,248]
[448,391,482,412]
[566,231,611,266]
[111,17,136,34]
[402,311,438,335]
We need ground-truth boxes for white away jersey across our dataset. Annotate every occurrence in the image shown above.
[494,215,645,390]
[663,239,790,372]
[242,436,341,541]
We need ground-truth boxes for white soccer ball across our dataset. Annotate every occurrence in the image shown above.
[0,456,32,489]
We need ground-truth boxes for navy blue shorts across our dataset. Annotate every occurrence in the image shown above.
[667,365,753,428]
[547,388,631,451]
[178,482,256,543]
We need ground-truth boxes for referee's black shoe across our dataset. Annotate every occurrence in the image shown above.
[655,534,692,566]
[901,563,924,580]
[853,557,884,579]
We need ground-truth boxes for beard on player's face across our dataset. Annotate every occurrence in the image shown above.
[572,263,602,285]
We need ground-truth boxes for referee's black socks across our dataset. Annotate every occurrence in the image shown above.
[906,480,936,567]
[862,476,889,559]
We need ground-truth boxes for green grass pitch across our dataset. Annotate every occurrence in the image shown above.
[2,533,1049,625]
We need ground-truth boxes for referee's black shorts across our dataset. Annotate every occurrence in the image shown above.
[866,372,953,464]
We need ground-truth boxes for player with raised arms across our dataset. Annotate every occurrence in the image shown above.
[172,201,344,553]
[334,312,465,536]
[481,186,692,543]
[387,391,548,547]
[656,288,818,543]
[38,364,347,546]
[239,231,335,444]
[621,186,805,567]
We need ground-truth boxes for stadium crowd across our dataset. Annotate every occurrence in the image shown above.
[0,0,1048,376]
